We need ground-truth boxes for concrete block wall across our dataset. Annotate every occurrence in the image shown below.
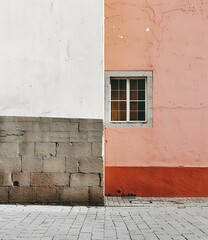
[0,116,103,205]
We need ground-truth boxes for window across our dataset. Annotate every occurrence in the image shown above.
[105,71,152,128]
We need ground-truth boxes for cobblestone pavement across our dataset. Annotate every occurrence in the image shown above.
[0,198,208,239]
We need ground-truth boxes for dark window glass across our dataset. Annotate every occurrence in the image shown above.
[138,79,145,90]
[120,91,126,100]
[138,102,145,111]
[119,111,126,121]
[130,80,137,90]
[119,80,126,90]
[120,102,126,111]
[111,91,119,100]
[130,111,137,121]
[130,91,137,100]
[138,90,145,100]
[111,111,119,121]
[138,111,145,121]
[130,102,137,111]
[111,80,118,90]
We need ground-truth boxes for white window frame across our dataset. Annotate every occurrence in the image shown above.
[105,71,153,128]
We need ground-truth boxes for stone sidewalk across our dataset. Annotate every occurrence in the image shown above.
[0,197,208,239]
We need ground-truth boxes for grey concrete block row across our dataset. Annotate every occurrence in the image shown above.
[12,172,101,187]
[0,131,102,143]
[0,156,103,174]
[0,186,104,204]
[17,142,102,158]
[1,171,102,188]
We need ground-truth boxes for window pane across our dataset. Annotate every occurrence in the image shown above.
[111,80,118,90]
[130,91,137,100]
[120,101,126,111]
[138,102,145,111]
[130,102,137,111]
[138,79,145,90]
[138,111,145,121]
[130,111,137,121]
[119,80,126,90]
[111,111,119,121]
[138,90,145,100]
[111,101,118,111]
[119,111,126,121]
[130,80,137,90]
[120,91,126,100]
[111,91,119,100]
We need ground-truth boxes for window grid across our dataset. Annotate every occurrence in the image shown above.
[110,78,147,122]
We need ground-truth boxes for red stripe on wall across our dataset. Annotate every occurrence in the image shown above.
[105,167,208,197]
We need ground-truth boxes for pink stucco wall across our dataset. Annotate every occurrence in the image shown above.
[105,0,208,167]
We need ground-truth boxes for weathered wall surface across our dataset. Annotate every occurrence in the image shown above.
[0,117,103,204]
[105,0,208,196]
[0,0,103,119]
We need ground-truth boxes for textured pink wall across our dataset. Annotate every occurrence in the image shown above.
[105,0,208,167]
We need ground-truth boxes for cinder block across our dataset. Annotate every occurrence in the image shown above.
[65,157,78,173]
[0,116,17,122]
[18,142,35,157]
[88,132,103,142]
[0,122,19,134]
[22,157,42,173]
[43,157,65,172]
[0,157,21,173]
[57,143,91,158]
[9,187,36,203]
[35,143,56,157]
[23,131,70,143]
[79,157,103,173]
[0,122,49,132]
[70,173,100,187]
[89,186,104,205]
[31,173,51,186]
[0,187,8,203]
[50,122,78,132]
[70,132,88,142]
[12,173,30,187]
[0,172,12,186]
[0,143,18,157]
[79,122,103,132]
[92,143,102,157]
[23,132,44,142]
[36,187,59,203]
[17,122,50,132]
[0,134,24,143]
[44,132,71,143]
[60,187,89,203]
[51,173,69,186]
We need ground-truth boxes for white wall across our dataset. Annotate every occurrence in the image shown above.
[0,0,103,119]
